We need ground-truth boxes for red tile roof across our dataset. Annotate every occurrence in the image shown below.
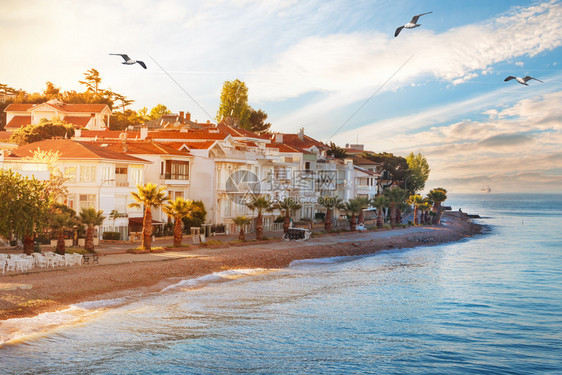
[148,130,228,141]
[8,140,149,162]
[5,115,32,128]
[349,155,382,166]
[62,116,91,127]
[216,124,270,139]
[78,130,141,139]
[0,131,13,141]
[274,133,327,151]
[88,140,190,156]
[166,141,218,150]
[266,143,303,153]
[4,103,109,113]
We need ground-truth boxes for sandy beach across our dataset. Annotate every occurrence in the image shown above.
[0,211,482,321]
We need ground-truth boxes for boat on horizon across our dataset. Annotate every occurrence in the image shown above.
[481,185,492,193]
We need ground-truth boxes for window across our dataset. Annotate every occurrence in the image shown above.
[79,165,97,182]
[64,166,76,182]
[115,165,128,187]
[161,160,189,180]
[79,194,96,210]
[130,167,143,186]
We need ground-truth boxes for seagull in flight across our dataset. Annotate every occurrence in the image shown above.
[504,76,543,86]
[395,12,432,37]
[109,54,147,69]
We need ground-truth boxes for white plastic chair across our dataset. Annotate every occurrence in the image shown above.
[1,260,5,274]
[5,259,16,272]
[64,254,74,267]
[33,253,47,268]
[73,253,84,266]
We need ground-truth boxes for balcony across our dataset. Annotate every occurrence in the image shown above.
[160,173,189,180]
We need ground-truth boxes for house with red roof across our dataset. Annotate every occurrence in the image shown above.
[1,139,150,240]
[4,99,111,132]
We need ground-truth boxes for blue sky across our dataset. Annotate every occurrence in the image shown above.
[2,0,562,193]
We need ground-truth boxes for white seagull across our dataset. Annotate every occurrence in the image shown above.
[109,54,147,69]
[504,75,543,86]
[395,12,432,37]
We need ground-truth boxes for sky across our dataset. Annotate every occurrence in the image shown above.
[2,0,562,193]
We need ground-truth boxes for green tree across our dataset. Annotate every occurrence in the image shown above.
[79,68,102,95]
[275,197,302,234]
[233,216,252,241]
[407,194,425,225]
[77,208,105,252]
[129,184,168,251]
[110,109,146,130]
[0,170,50,254]
[344,198,364,231]
[49,212,75,255]
[43,81,61,100]
[216,79,251,129]
[10,118,75,145]
[406,152,430,193]
[362,152,410,191]
[181,200,207,231]
[319,196,344,232]
[426,188,448,224]
[149,104,171,120]
[246,195,274,240]
[371,195,390,228]
[327,142,348,159]
[27,149,73,202]
[248,108,272,135]
[355,196,370,224]
[384,187,408,227]
[163,197,200,247]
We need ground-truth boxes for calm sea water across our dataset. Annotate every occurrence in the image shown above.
[1,194,561,374]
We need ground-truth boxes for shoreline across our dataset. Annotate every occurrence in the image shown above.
[0,211,483,322]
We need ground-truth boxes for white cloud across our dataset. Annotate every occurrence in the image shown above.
[253,1,562,128]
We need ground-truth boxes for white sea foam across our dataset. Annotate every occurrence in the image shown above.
[161,268,271,292]
[290,255,365,267]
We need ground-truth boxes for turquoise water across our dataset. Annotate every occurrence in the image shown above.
[1,194,561,374]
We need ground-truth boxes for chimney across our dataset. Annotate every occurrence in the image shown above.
[179,111,184,120]
[275,133,283,143]
[140,126,148,140]
[185,112,191,122]
[122,141,128,153]
[298,127,305,140]
[74,128,82,138]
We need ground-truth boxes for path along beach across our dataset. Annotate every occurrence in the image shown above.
[0,211,482,321]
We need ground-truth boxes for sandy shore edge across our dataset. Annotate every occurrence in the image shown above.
[0,211,483,321]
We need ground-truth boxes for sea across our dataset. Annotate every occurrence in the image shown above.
[1,194,561,374]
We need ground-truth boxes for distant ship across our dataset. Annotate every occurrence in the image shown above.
[481,185,492,193]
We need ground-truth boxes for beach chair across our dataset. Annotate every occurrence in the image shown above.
[33,253,47,268]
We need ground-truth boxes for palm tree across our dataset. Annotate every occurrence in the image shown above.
[384,187,408,227]
[426,188,448,224]
[129,183,168,251]
[319,196,344,232]
[275,197,302,233]
[355,197,370,224]
[419,200,432,225]
[233,216,252,241]
[245,195,274,240]
[344,198,363,231]
[371,195,390,228]
[407,194,425,225]
[49,213,75,255]
[78,208,105,252]
[163,197,200,247]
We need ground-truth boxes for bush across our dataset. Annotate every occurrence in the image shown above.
[102,231,121,240]
[314,212,326,221]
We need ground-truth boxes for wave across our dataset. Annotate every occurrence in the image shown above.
[161,268,273,292]
[290,254,369,267]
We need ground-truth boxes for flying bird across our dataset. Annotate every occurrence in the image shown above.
[504,76,543,86]
[109,54,147,69]
[395,12,432,37]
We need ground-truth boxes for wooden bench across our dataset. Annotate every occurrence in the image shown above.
[83,253,99,265]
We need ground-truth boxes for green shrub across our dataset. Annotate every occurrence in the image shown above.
[102,231,121,240]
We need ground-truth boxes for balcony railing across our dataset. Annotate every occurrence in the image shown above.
[160,173,189,180]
